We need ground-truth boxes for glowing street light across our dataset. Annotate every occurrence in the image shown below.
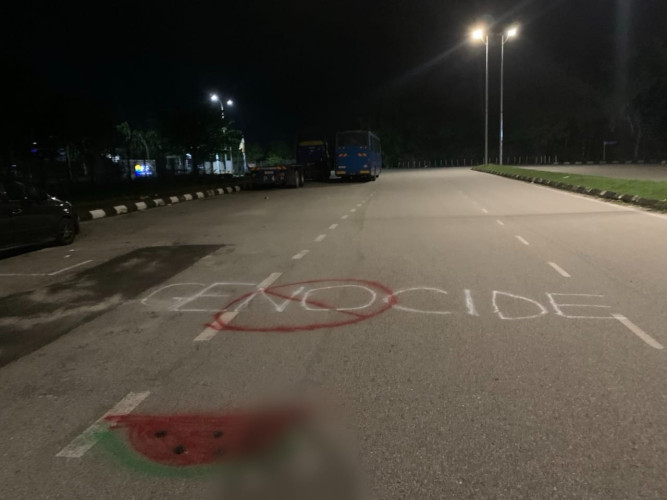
[499,26,518,165]
[470,24,518,166]
[210,93,233,118]
[471,27,490,166]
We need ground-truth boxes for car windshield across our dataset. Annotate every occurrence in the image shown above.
[2,2,667,499]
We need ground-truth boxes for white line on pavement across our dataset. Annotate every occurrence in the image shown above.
[481,208,489,214]
[292,249,310,260]
[341,214,349,219]
[357,204,363,207]
[612,314,664,350]
[350,208,357,212]
[548,262,571,278]
[48,260,94,276]
[315,234,327,242]
[496,219,505,226]
[256,272,282,289]
[194,312,239,341]
[329,224,338,230]
[195,272,283,341]
[515,235,530,246]
[56,391,150,458]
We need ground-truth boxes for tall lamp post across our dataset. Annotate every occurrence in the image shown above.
[210,93,234,173]
[472,26,518,166]
[499,27,518,165]
[472,29,489,166]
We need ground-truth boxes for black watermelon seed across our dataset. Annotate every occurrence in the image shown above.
[213,430,223,438]
[173,445,186,455]
[155,430,167,438]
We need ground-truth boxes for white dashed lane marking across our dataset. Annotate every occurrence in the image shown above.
[315,234,327,242]
[329,224,338,230]
[341,215,349,220]
[292,250,310,260]
[56,391,150,458]
[515,235,530,246]
[613,314,664,350]
[496,220,505,226]
[548,262,571,278]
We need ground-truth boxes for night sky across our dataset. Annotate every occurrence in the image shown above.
[1,0,664,153]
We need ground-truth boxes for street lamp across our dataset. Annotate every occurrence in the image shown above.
[471,27,489,165]
[499,26,518,165]
[210,93,233,119]
[471,25,518,166]
[210,92,235,174]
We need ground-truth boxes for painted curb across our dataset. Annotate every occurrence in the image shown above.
[78,182,250,222]
[471,168,667,212]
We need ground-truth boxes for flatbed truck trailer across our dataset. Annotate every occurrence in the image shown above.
[248,163,305,188]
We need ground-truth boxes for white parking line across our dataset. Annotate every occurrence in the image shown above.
[48,260,94,276]
[315,234,327,242]
[548,262,571,278]
[329,224,339,230]
[292,249,310,260]
[496,219,505,226]
[56,391,150,458]
[515,235,530,246]
[341,214,349,219]
[612,314,664,350]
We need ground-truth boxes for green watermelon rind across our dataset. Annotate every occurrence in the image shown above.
[94,426,301,478]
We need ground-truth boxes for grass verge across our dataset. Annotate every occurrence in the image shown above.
[477,164,667,201]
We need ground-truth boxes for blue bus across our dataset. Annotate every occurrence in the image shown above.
[335,130,381,181]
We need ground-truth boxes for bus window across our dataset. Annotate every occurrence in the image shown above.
[337,132,369,148]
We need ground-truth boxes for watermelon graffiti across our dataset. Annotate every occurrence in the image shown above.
[98,409,306,477]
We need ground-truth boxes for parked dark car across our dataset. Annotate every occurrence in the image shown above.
[0,180,79,251]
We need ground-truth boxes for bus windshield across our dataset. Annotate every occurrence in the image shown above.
[337,132,368,148]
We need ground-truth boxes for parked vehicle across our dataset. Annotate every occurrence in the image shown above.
[335,130,382,181]
[0,180,80,251]
[296,138,332,182]
[248,163,305,189]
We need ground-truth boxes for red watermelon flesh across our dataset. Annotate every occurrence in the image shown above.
[105,410,303,467]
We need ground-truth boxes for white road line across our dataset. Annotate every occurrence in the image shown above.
[548,262,571,278]
[329,224,339,230]
[56,391,150,458]
[194,313,238,342]
[256,272,282,290]
[357,204,363,207]
[195,272,282,342]
[515,235,530,246]
[341,214,349,220]
[48,260,94,276]
[315,234,327,242]
[612,314,664,350]
[292,249,310,260]
[496,219,505,226]
[481,208,489,214]
[350,208,357,212]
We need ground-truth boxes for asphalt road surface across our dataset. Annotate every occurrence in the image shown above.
[2,168,667,499]
[518,163,667,181]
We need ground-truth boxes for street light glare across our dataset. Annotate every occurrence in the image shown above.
[226,99,233,106]
[472,28,485,41]
[507,27,518,38]
[210,93,219,102]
